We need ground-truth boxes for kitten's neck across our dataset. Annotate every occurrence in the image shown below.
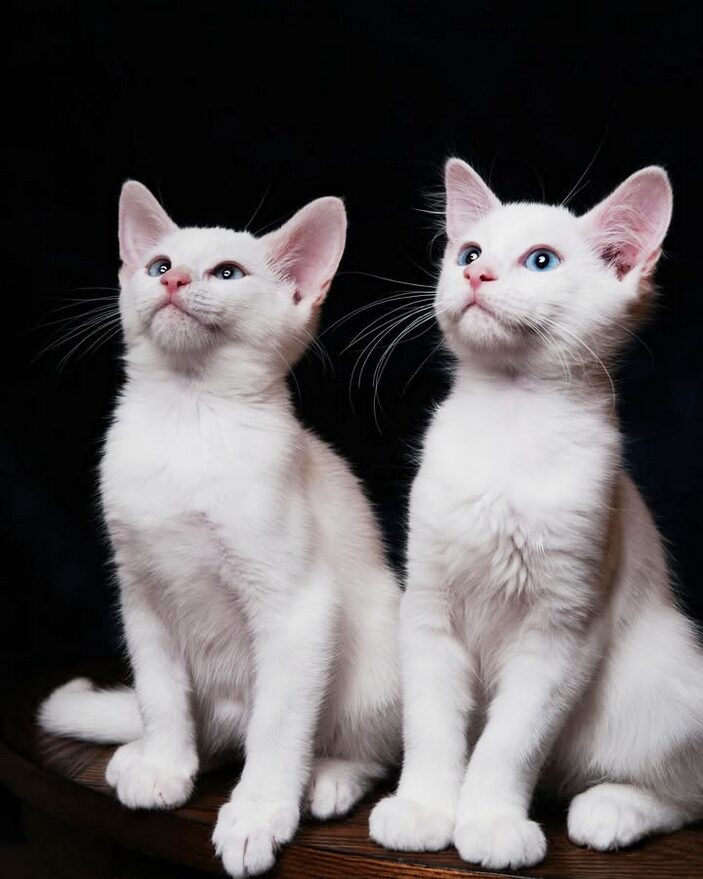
[123,340,294,408]
[453,352,617,411]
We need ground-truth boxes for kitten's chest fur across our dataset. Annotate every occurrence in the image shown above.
[101,385,308,682]
[413,379,618,634]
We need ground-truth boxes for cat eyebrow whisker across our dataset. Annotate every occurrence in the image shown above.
[560,119,611,207]
[244,182,272,232]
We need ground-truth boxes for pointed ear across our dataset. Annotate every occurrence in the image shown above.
[580,167,673,280]
[445,158,501,241]
[263,197,347,304]
[119,181,178,268]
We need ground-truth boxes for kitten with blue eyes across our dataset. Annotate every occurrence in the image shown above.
[370,158,703,869]
[39,182,400,878]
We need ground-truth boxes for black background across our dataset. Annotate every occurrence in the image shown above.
[3,2,702,716]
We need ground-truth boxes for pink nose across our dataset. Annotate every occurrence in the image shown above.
[160,267,192,297]
[464,266,497,292]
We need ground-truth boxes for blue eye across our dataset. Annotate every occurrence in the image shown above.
[147,257,171,277]
[457,245,482,266]
[212,263,245,280]
[524,249,560,272]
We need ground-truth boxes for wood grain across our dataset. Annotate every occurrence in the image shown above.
[2,669,702,878]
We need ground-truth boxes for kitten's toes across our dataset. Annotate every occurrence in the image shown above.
[307,758,382,819]
[106,740,196,810]
[454,814,546,870]
[212,796,299,878]
[369,795,454,851]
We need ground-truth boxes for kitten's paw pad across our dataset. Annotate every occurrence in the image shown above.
[454,815,546,870]
[105,741,196,810]
[212,797,299,878]
[568,789,652,850]
[369,796,454,851]
[307,761,369,819]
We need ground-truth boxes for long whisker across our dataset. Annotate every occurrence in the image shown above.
[34,285,122,368]
[322,291,435,338]
[38,303,120,330]
[401,339,445,396]
[541,316,616,407]
[57,322,122,372]
[297,326,335,376]
[370,311,439,428]
[371,310,438,384]
[271,344,302,401]
[343,301,436,351]
[345,307,431,412]
[348,305,436,384]
[520,316,573,388]
[36,310,121,355]
[336,270,434,289]
[48,316,123,370]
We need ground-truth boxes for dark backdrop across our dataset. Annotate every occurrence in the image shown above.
[3,2,702,699]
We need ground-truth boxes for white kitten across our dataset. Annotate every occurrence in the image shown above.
[39,182,400,878]
[370,158,703,869]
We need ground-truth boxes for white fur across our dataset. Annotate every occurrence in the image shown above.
[39,183,400,877]
[370,159,703,869]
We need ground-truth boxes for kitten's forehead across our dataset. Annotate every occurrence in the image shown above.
[461,202,579,250]
[154,226,265,269]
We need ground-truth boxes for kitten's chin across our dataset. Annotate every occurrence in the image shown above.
[442,307,519,356]
[149,306,216,354]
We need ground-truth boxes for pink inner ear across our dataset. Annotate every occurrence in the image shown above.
[445,158,501,241]
[264,197,347,302]
[583,168,672,279]
[119,181,177,268]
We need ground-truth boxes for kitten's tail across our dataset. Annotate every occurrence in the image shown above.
[38,677,142,744]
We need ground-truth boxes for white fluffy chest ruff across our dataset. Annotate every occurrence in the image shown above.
[411,385,617,629]
[101,392,311,685]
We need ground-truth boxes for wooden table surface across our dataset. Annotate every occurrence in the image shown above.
[2,670,702,878]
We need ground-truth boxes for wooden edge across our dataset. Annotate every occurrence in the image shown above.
[0,739,221,874]
[278,845,516,878]
[3,740,508,878]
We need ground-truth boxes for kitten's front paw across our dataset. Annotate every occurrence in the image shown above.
[369,795,454,851]
[454,814,546,870]
[212,793,299,878]
[105,739,197,810]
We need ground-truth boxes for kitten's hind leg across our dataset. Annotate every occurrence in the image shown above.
[568,782,693,850]
[307,758,386,820]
